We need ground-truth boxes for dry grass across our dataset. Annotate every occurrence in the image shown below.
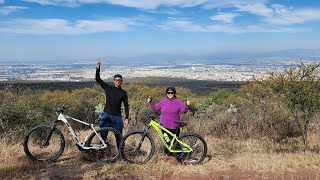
[1,129,320,179]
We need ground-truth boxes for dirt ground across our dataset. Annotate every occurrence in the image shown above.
[2,152,320,180]
[35,166,320,180]
[31,153,320,180]
[173,171,320,180]
[2,136,320,180]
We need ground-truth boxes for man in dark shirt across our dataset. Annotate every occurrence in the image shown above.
[95,58,129,143]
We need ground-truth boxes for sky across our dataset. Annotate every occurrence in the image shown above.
[0,0,320,63]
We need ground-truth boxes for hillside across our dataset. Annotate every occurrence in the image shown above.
[0,77,246,95]
[1,68,320,179]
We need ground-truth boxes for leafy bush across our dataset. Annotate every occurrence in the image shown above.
[1,66,319,153]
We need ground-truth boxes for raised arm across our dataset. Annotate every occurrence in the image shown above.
[95,59,111,91]
[149,97,162,112]
[179,99,189,113]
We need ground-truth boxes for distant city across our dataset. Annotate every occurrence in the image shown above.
[0,60,301,82]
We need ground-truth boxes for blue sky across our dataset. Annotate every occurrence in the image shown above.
[0,0,320,63]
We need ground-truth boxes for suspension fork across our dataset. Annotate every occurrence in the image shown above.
[136,126,151,150]
[43,123,57,146]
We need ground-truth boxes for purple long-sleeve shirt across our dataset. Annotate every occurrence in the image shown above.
[150,98,188,129]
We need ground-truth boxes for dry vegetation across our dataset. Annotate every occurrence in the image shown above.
[1,129,320,179]
[1,63,320,179]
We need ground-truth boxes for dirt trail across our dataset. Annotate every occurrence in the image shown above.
[3,136,320,180]
[36,167,83,180]
[35,165,320,180]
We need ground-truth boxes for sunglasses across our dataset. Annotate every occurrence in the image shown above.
[114,79,122,82]
[167,92,175,94]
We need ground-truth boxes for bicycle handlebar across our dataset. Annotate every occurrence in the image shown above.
[56,105,68,115]
[148,113,155,120]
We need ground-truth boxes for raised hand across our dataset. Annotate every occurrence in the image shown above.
[96,58,101,69]
[186,97,190,106]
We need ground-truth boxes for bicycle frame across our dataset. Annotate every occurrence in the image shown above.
[55,112,107,150]
[146,119,193,153]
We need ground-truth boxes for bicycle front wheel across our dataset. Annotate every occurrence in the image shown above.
[85,127,122,163]
[23,125,65,162]
[120,131,155,164]
[174,133,207,165]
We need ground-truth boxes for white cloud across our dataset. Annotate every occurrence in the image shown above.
[235,3,273,17]
[20,0,272,11]
[18,0,320,26]
[21,0,208,9]
[143,8,180,15]
[0,6,28,15]
[158,19,305,33]
[266,5,320,25]
[210,12,240,23]
[21,0,80,7]
[233,3,320,25]
[203,0,268,9]
[14,0,320,29]
[158,19,204,32]
[0,18,139,35]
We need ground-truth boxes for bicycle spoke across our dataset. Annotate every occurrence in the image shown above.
[24,125,65,162]
[85,127,121,163]
[120,132,154,164]
[174,133,207,165]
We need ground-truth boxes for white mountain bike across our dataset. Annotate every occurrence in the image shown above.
[23,106,122,163]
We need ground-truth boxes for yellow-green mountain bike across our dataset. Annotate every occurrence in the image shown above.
[120,114,207,165]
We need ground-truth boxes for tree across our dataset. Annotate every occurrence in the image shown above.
[198,88,234,113]
[269,62,320,150]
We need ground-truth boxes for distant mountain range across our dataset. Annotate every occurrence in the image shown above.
[1,49,319,65]
[102,48,320,65]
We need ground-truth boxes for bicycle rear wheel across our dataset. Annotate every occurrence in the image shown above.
[85,127,122,163]
[120,131,155,164]
[23,125,65,162]
[174,133,207,165]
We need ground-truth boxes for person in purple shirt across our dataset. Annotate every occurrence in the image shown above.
[148,86,190,156]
